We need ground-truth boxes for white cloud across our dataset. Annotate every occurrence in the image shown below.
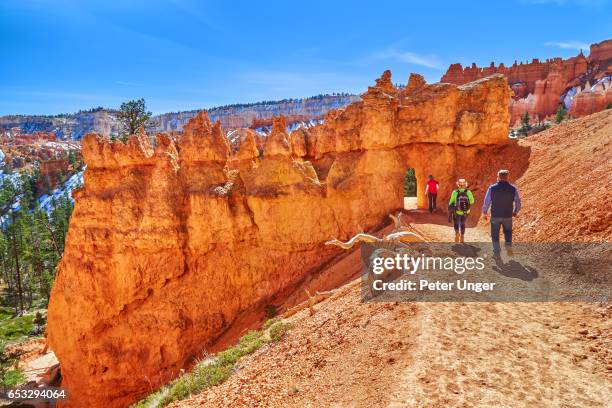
[544,41,589,51]
[115,81,141,86]
[372,49,443,69]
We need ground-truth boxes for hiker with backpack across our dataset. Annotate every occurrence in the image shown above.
[448,179,474,243]
[482,169,521,255]
[425,175,440,213]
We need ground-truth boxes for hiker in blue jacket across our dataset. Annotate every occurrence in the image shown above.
[482,169,521,255]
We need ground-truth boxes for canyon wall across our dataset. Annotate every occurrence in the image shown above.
[156,94,359,132]
[0,110,122,140]
[46,72,520,408]
[568,77,612,117]
[441,39,612,123]
[1,95,358,140]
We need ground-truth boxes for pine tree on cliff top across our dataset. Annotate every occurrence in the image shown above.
[117,98,152,142]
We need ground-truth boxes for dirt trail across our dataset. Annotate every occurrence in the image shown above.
[389,212,611,408]
[174,210,611,408]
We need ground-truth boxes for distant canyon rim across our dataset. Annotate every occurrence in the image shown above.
[1,39,610,142]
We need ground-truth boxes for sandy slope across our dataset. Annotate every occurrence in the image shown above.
[173,214,611,408]
[176,285,421,408]
[513,109,612,242]
[173,113,612,408]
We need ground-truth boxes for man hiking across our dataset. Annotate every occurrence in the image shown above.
[482,169,521,255]
[448,178,474,243]
[425,175,440,213]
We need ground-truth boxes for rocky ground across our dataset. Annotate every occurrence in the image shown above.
[171,111,612,407]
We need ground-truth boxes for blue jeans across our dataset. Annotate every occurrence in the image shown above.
[454,214,467,234]
[428,192,437,212]
[491,217,512,253]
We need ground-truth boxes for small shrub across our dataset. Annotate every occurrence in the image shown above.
[0,340,25,390]
[132,320,293,408]
[606,102,612,109]
[2,368,25,389]
[191,363,232,388]
[262,317,280,331]
[264,304,278,319]
[0,314,34,341]
[269,321,294,342]
[237,331,264,355]
[238,329,263,347]
[215,347,242,367]
[531,121,550,135]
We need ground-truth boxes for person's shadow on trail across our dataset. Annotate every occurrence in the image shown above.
[492,256,539,281]
[451,244,481,257]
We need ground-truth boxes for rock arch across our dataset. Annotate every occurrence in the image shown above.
[47,71,529,407]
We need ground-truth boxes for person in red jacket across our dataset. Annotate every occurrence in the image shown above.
[425,175,439,213]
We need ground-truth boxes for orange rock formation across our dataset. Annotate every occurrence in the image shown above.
[441,39,612,123]
[569,79,612,117]
[249,114,322,130]
[47,72,515,407]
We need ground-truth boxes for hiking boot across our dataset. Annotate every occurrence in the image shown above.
[454,232,460,242]
[506,245,513,256]
[460,234,465,243]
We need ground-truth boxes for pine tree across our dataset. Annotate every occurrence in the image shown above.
[0,171,74,313]
[404,168,417,197]
[117,98,152,142]
[554,106,567,124]
[519,112,531,137]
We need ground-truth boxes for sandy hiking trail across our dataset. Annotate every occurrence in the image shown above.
[173,210,611,408]
[388,211,611,408]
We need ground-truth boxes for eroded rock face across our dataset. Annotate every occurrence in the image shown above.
[569,79,612,117]
[47,72,512,408]
[588,39,612,63]
[441,39,612,122]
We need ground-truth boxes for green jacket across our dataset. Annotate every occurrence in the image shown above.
[448,188,475,215]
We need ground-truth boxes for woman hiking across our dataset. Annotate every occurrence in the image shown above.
[425,175,440,213]
[448,178,475,243]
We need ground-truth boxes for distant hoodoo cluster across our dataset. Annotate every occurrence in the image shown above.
[441,39,612,124]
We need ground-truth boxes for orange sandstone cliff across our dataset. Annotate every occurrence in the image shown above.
[441,39,612,124]
[47,72,519,407]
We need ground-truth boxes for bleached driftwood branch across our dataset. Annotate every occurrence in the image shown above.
[325,212,424,249]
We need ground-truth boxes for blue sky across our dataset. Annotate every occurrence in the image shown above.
[1,0,610,115]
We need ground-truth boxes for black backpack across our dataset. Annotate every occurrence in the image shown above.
[456,190,470,212]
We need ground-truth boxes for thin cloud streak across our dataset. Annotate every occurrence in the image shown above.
[371,49,443,69]
[115,81,141,86]
[240,70,369,89]
[543,41,589,50]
